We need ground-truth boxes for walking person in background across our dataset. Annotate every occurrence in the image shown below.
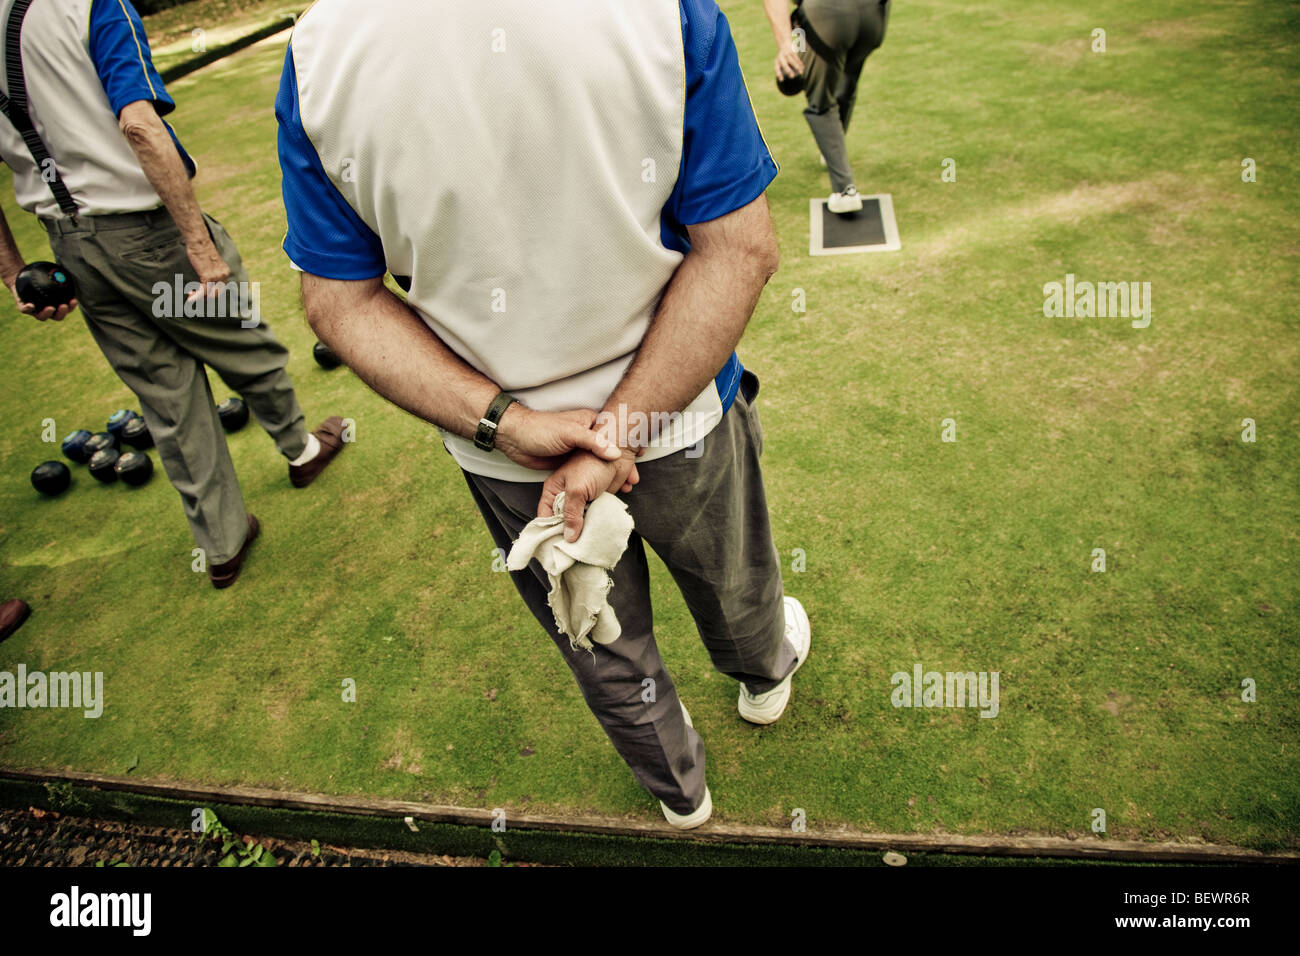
[765,0,890,212]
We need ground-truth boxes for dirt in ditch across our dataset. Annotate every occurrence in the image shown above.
[0,806,538,867]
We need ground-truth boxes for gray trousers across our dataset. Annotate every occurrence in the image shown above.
[462,370,798,815]
[796,0,890,193]
[45,208,308,564]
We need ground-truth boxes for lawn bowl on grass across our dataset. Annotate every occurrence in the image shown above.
[30,460,71,497]
[106,409,140,439]
[121,417,153,450]
[87,449,120,483]
[114,451,154,488]
[61,429,94,464]
[217,397,249,432]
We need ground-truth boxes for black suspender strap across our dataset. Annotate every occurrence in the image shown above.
[0,0,78,217]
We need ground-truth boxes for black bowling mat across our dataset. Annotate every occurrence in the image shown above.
[809,194,900,256]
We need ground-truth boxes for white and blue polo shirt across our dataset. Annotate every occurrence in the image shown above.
[0,0,194,219]
[277,0,777,481]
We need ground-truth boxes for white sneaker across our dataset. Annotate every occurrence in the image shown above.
[738,596,811,725]
[827,186,863,214]
[661,786,712,829]
[660,700,712,829]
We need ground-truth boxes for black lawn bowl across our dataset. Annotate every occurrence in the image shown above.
[61,429,94,464]
[88,449,120,483]
[312,341,342,370]
[106,409,140,438]
[217,397,249,433]
[15,261,77,311]
[121,416,153,450]
[777,72,805,96]
[114,451,154,487]
[83,431,117,456]
[31,460,71,497]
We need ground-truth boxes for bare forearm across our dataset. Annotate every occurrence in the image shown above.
[601,194,779,449]
[0,209,26,289]
[301,273,500,441]
[118,101,208,248]
[764,0,794,47]
[602,257,759,431]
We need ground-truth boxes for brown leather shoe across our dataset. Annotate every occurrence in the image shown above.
[289,416,347,488]
[0,599,30,642]
[209,515,260,589]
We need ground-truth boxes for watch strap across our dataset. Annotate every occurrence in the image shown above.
[473,392,516,451]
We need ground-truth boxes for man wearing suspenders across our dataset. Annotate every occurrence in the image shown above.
[0,0,347,588]
[764,0,891,212]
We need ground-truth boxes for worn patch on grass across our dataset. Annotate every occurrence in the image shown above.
[1102,692,1135,717]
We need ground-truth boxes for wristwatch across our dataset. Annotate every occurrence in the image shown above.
[473,391,516,451]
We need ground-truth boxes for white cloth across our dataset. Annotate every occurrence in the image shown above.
[506,492,635,652]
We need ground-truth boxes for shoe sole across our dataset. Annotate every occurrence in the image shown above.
[738,597,811,725]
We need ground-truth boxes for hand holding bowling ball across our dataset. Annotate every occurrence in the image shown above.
[10,261,78,321]
[774,43,805,96]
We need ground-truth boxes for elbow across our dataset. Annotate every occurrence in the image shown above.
[750,193,780,282]
[117,101,161,149]
[118,116,152,150]
[756,233,780,284]
[303,308,325,339]
[299,275,329,335]
[747,229,779,285]
[300,271,380,341]
[746,199,780,283]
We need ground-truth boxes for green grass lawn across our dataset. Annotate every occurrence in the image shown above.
[141,1,297,55]
[1,0,1296,850]
[146,1,302,76]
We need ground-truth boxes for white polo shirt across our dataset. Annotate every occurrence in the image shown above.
[277,0,777,481]
[0,0,194,218]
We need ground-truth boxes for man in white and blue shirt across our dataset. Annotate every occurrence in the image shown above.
[0,0,347,588]
[280,0,813,827]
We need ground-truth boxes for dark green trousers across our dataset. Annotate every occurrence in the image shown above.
[45,208,307,564]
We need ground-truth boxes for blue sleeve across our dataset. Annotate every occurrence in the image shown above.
[275,46,387,280]
[88,0,175,116]
[667,0,779,227]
